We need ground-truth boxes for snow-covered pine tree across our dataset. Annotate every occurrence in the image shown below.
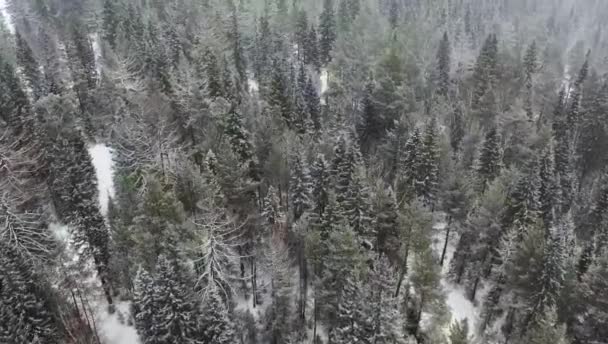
[522,41,538,120]
[289,148,312,221]
[101,0,119,49]
[436,32,450,97]
[359,79,383,155]
[0,242,60,343]
[15,30,44,101]
[471,34,498,110]
[538,145,560,229]
[449,319,471,344]
[524,308,570,344]
[476,127,501,192]
[132,267,157,341]
[328,267,369,343]
[200,284,239,344]
[375,186,399,257]
[450,104,465,154]
[417,117,440,207]
[399,127,423,201]
[319,0,337,65]
[150,256,204,343]
[319,221,364,327]
[310,153,330,218]
[368,256,406,344]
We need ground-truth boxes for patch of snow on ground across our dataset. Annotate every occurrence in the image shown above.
[432,213,482,332]
[442,280,479,324]
[88,144,115,216]
[319,68,329,104]
[90,33,102,76]
[96,301,140,344]
[248,78,259,93]
[0,0,14,34]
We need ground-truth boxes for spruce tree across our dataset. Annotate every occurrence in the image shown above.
[0,243,60,344]
[523,41,538,120]
[538,145,560,228]
[319,0,337,65]
[449,319,471,344]
[472,34,498,110]
[399,127,423,200]
[524,308,570,344]
[418,117,440,207]
[375,186,399,256]
[368,256,406,343]
[576,251,608,343]
[310,153,330,228]
[133,267,156,341]
[151,256,204,343]
[48,130,113,304]
[306,25,321,70]
[328,270,368,343]
[267,58,292,127]
[102,0,120,49]
[15,30,44,101]
[450,105,465,154]
[289,149,312,221]
[304,76,321,130]
[359,79,383,155]
[200,285,239,343]
[476,127,501,192]
[436,32,450,97]
[228,4,247,83]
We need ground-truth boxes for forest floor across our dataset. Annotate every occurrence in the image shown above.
[432,216,486,340]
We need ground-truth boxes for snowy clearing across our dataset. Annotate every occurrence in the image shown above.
[88,143,116,216]
[432,214,481,333]
[0,0,14,34]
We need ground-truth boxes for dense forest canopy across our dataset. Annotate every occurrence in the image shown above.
[1,0,608,343]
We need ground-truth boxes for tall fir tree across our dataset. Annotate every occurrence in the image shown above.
[476,127,501,192]
[523,41,538,120]
[0,243,60,344]
[15,30,44,101]
[436,32,451,97]
[319,0,337,66]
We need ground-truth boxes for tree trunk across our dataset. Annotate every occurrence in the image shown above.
[251,256,257,307]
[471,275,480,301]
[313,295,318,344]
[440,217,452,266]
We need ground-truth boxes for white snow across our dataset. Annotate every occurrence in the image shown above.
[248,78,259,93]
[432,214,482,335]
[88,144,115,216]
[320,69,328,94]
[319,68,329,103]
[0,0,14,34]
[96,301,140,344]
[53,144,138,344]
[442,280,479,324]
[90,33,102,76]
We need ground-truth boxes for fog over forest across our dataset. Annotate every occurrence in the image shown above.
[1,0,608,343]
